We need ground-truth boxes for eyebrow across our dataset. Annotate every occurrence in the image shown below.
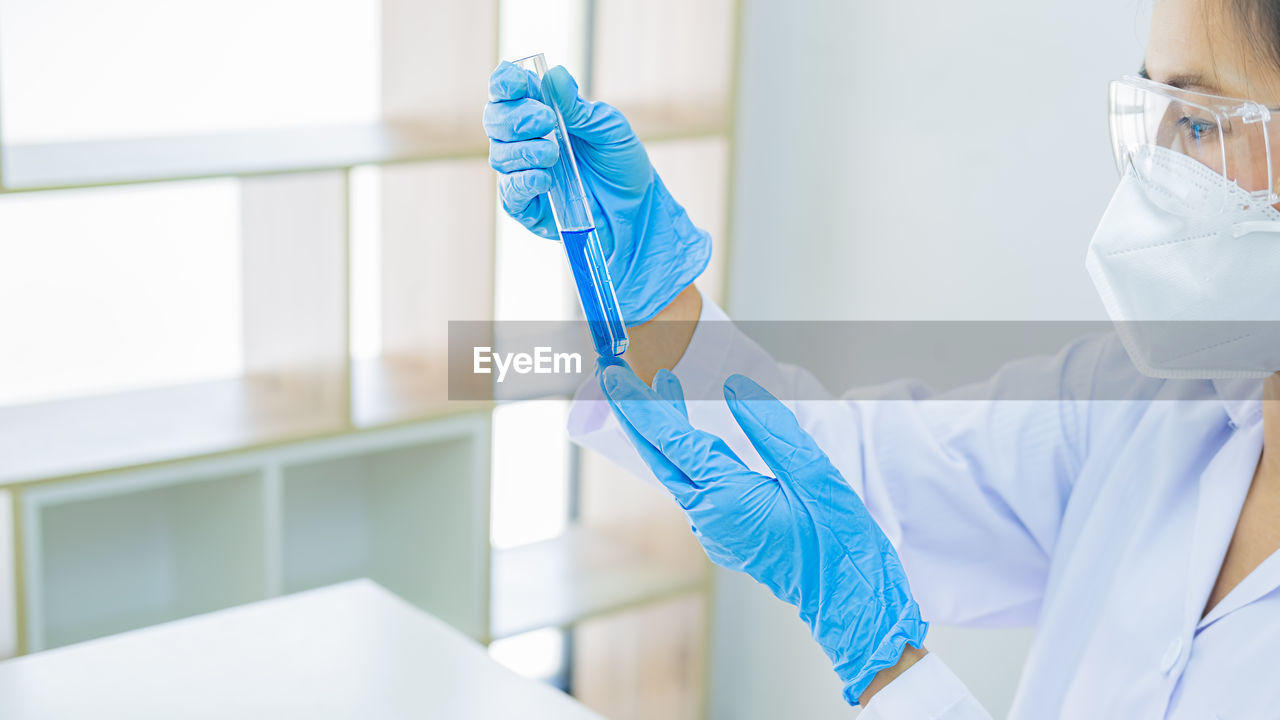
[1138,63,1220,93]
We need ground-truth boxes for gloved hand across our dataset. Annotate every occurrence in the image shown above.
[483,61,711,325]
[597,360,928,705]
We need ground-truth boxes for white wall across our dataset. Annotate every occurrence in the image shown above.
[726,0,1150,321]
[710,0,1150,717]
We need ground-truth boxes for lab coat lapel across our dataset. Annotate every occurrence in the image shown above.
[1198,547,1280,630]
[1183,419,1260,635]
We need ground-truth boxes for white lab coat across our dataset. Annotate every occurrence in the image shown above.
[567,295,1280,719]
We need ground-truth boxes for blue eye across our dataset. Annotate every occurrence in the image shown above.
[1177,115,1217,141]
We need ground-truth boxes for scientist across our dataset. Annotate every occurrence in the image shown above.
[483,0,1280,716]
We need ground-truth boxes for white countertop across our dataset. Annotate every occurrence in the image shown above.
[0,580,603,719]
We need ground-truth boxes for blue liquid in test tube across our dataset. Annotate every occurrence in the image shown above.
[514,53,629,357]
[560,228,628,356]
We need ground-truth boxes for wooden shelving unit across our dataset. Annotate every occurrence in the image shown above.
[0,0,740,717]
[490,526,706,641]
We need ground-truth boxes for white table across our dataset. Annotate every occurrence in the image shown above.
[0,580,603,719]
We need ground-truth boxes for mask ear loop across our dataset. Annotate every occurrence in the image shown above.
[1231,220,1280,237]
[1122,151,1135,175]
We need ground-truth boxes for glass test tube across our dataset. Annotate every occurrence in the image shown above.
[513,53,629,357]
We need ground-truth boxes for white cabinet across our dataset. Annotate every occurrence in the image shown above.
[280,427,489,639]
[18,415,490,652]
[34,468,268,649]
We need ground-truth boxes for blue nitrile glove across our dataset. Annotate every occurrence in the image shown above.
[597,359,928,705]
[483,62,711,325]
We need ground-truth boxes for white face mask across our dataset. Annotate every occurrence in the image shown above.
[1086,145,1280,379]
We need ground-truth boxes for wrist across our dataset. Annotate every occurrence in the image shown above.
[858,645,928,706]
[622,284,701,384]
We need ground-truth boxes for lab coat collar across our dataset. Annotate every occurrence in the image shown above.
[1185,418,1261,634]
[1191,378,1280,635]
[1211,378,1264,429]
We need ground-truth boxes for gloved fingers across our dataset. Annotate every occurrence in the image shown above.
[595,359,698,505]
[487,61,538,102]
[499,186,555,240]
[607,392,697,505]
[542,66,589,126]
[488,138,559,174]
[482,98,556,142]
[543,66,638,147]
[601,364,747,482]
[723,374,839,481]
[498,169,553,215]
[631,365,745,563]
[652,368,689,420]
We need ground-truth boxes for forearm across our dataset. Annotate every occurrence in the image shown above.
[621,283,702,384]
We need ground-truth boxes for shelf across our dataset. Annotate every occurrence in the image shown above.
[0,353,501,487]
[0,123,487,193]
[13,400,489,654]
[280,434,488,640]
[489,526,707,640]
[31,470,267,650]
[0,372,349,487]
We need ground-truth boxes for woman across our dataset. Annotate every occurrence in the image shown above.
[483,0,1280,715]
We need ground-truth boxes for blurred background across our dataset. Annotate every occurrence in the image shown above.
[0,0,1148,716]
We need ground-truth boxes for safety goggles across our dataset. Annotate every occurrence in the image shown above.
[1109,75,1280,216]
